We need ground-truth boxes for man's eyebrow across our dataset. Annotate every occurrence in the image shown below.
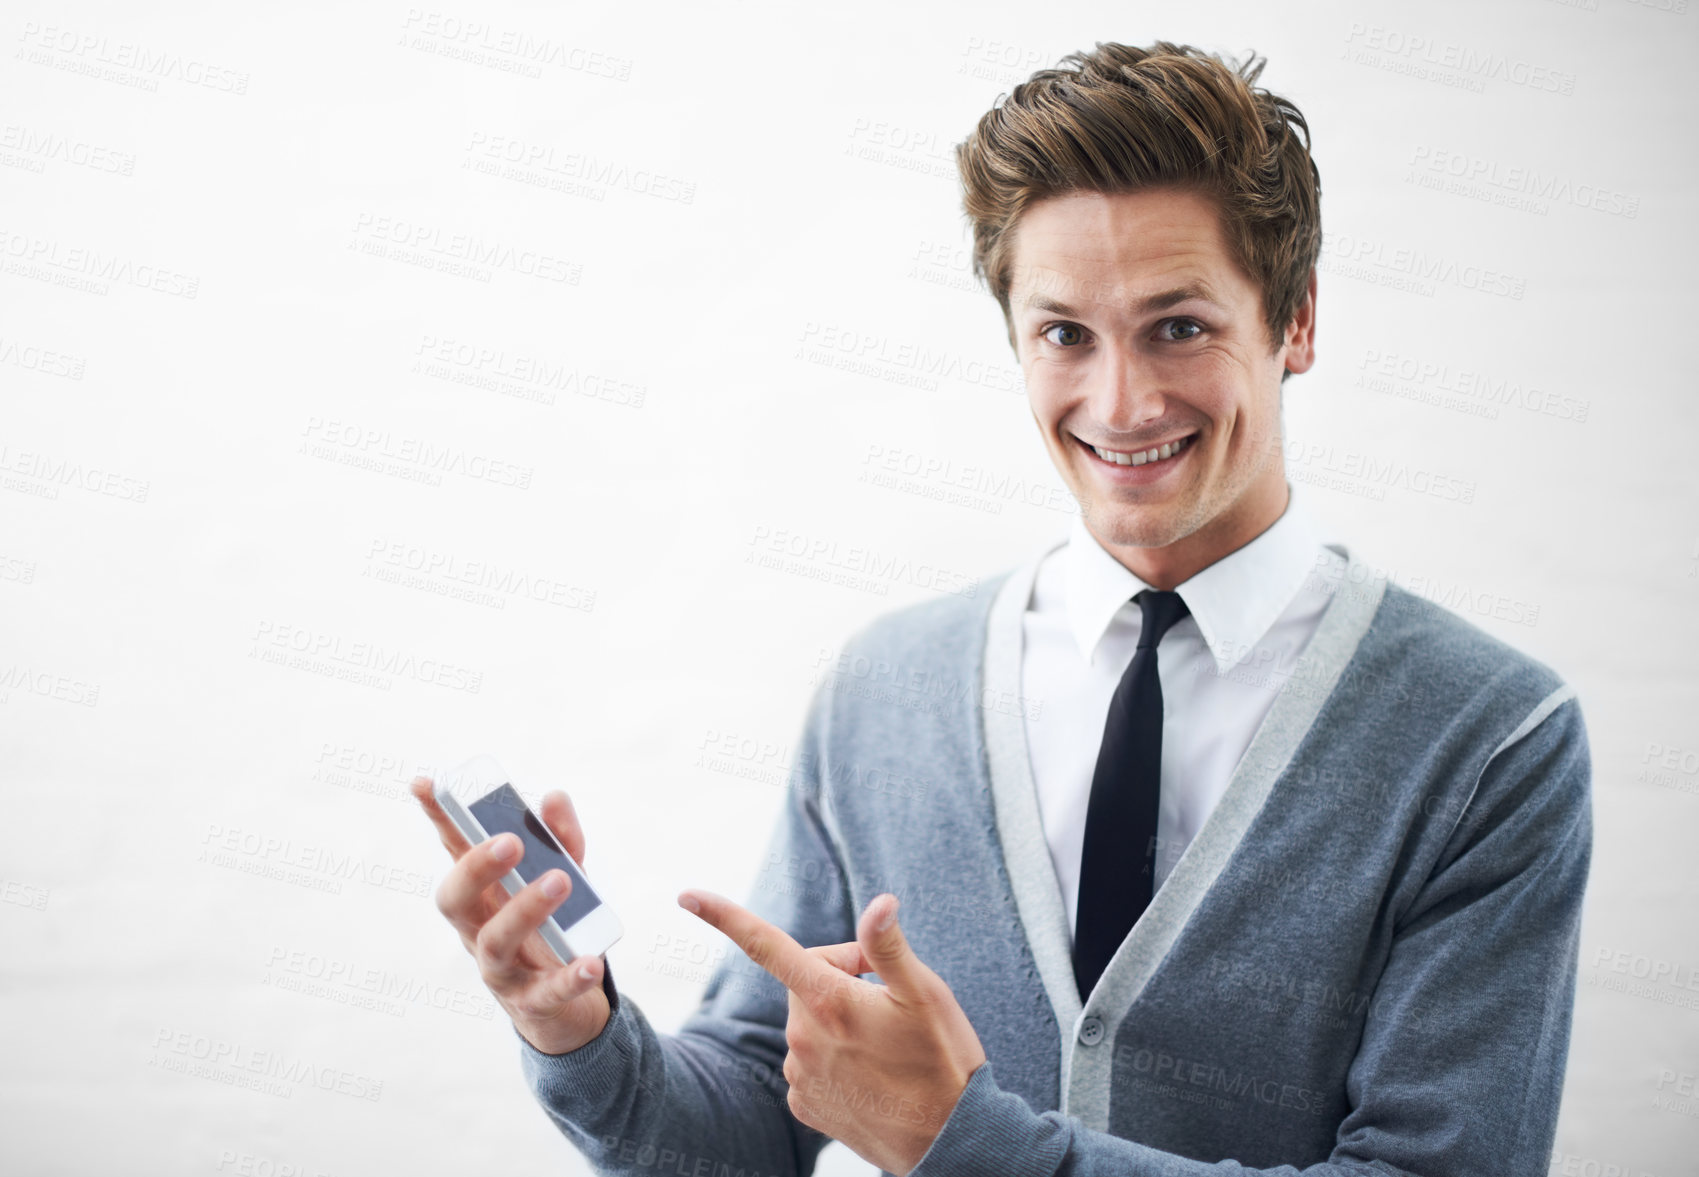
[1019,283,1224,317]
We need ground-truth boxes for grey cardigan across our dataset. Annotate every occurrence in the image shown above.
[516,541,1593,1177]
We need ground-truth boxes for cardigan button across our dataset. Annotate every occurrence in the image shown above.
[1078,1016,1105,1046]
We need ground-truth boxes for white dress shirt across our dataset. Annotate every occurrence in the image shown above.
[1020,481,1345,942]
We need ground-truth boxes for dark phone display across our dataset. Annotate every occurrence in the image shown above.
[469,782,603,932]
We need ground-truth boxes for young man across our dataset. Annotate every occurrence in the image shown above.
[413,41,1592,1177]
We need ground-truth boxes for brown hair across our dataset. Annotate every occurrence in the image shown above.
[955,41,1321,359]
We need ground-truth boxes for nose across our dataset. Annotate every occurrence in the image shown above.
[1084,340,1167,437]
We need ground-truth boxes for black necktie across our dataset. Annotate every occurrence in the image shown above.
[1072,588,1191,1003]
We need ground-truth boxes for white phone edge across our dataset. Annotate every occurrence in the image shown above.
[431,773,624,965]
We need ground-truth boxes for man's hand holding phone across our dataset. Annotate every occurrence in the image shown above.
[411,773,613,1056]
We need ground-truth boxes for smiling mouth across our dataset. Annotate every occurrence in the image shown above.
[1075,432,1197,467]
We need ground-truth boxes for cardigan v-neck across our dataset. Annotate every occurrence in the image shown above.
[986,537,1385,1127]
[1023,490,1342,924]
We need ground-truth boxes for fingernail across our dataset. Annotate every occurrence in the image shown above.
[578,964,596,980]
[542,871,567,898]
[875,896,898,932]
[492,835,519,861]
[678,894,700,914]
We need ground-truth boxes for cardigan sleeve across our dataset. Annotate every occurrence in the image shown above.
[514,679,859,1177]
[909,689,1594,1177]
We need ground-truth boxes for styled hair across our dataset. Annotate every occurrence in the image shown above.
[954,41,1321,358]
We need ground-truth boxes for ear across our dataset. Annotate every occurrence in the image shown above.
[1280,268,1318,377]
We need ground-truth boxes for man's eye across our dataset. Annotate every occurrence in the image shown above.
[1042,323,1085,347]
[1160,319,1203,341]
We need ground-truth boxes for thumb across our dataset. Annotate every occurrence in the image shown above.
[855,894,933,1000]
[538,789,587,867]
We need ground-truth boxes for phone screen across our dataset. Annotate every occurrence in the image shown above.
[469,782,603,931]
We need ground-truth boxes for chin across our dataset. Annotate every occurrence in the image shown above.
[1084,506,1189,550]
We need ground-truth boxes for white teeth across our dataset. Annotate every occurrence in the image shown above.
[1090,435,1190,467]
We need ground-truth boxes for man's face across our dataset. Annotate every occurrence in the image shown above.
[1007,186,1315,582]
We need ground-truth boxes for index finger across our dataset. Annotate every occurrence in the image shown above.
[412,776,587,868]
[411,776,474,860]
[679,889,843,1000]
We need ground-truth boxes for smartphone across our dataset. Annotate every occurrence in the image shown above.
[433,753,622,964]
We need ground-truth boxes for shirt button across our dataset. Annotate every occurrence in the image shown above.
[1078,1016,1105,1046]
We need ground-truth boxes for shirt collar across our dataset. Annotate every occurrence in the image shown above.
[1063,482,1328,676]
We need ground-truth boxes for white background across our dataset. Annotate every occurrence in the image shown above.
[3,1,1696,1174]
